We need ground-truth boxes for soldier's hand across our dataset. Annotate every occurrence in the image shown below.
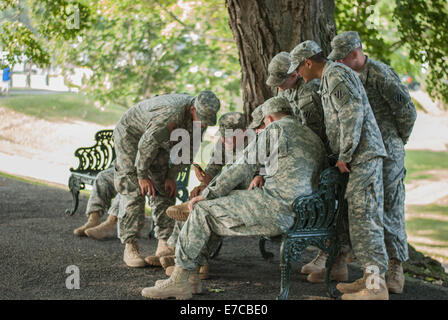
[164,178,177,198]
[248,175,264,190]
[336,160,351,173]
[190,184,206,199]
[188,195,205,211]
[138,178,156,197]
[194,167,212,185]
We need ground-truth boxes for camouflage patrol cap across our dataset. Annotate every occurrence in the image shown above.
[261,96,292,117]
[218,112,246,135]
[266,52,291,87]
[194,90,220,126]
[248,105,264,129]
[287,41,323,74]
[328,31,362,60]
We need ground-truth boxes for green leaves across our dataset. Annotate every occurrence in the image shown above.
[335,0,448,105]
[0,21,50,67]
[394,0,448,105]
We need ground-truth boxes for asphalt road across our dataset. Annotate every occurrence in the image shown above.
[1,174,447,300]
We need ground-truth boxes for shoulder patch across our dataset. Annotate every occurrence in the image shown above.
[326,70,345,95]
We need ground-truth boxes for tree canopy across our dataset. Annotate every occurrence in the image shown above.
[1,0,447,109]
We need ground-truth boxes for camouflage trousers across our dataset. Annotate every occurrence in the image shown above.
[168,221,222,266]
[382,145,408,262]
[85,167,119,218]
[345,157,388,274]
[113,127,175,244]
[174,188,286,270]
[168,171,255,264]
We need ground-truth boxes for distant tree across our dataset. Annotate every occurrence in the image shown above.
[1,0,241,110]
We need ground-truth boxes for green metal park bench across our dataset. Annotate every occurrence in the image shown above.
[259,166,348,299]
[65,129,223,258]
[65,129,191,216]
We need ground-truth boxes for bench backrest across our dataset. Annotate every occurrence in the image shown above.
[70,129,190,202]
[70,129,116,173]
[290,167,348,235]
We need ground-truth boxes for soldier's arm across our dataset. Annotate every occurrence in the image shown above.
[331,81,364,164]
[166,124,206,181]
[135,124,171,179]
[204,141,226,179]
[379,72,417,144]
[201,129,268,200]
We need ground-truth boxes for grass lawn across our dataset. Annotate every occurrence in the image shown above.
[405,150,448,182]
[0,92,126,125]
[404,149,448,266]
[406,203,448,264]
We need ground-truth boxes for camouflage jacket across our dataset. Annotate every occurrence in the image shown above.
[204,137,250,179]
[202,116,327,228]
[357,57,417,145]
[278,78,326,144]
[319,60,387,165]
[115,93,196,180]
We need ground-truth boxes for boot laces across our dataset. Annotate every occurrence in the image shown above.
[155,278,175,288]
[389,260,401,277]
[128,243,140,257]
[312,251,326,265]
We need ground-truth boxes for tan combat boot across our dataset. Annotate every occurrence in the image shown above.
[165,265,174,277]
[142,265,193,300]
[199,264,209,280]
[166,264,209,279]
[336,273,367,294]
[123,240,146,268]
[160,255,175,269]
[73,212,100,236]
[301,250,328,274]
[341,273,389,300]
[144,239,174,266]
[85,215,117,240]
[156,268,202,295]
[307,252,349,283]
[387,258,405,294]
[166,202,191,221]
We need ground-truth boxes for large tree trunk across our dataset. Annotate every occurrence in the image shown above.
[225,0,337,121]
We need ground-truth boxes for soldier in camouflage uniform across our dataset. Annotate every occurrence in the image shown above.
[328,31,417,294]
[161,112,248,278]
[73,167,119,239]
[267,52,327,144]
[191,112,249,197]
[141,96,328,300]
[113,91,220,268]
[289,40,389,300]
[268,52,332,274]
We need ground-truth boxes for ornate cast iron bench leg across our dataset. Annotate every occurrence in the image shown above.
[277,238,293,300]
[324,239,342,299]
[65,175,82,216]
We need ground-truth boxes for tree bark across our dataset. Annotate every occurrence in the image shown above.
[225,0,337,121]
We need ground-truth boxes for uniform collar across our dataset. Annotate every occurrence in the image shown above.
[318,61,332,93]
